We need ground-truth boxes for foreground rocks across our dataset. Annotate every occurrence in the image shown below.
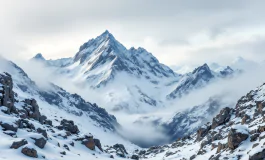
[0,73,117,159]
[228,128,249,150]
[58,119,79,134]
[211,107,231,129]
[10,139,28,149]
[32,137,47,149]
[21,147,38,158]
[249,149,265,160]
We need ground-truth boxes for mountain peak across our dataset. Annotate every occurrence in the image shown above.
[192,63,211,74]
[32,53,45,61]
[98,30,115,41]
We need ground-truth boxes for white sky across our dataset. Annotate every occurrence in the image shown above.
[1,0,265,67]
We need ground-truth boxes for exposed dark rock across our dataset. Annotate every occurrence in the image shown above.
[131,155,139,160]
[23,99,41,121]
[37,128,48,138]
[69,141,74,147]
[58,119,79,134]
[228,129,248,150]
[39,115,47,124]
[190,155,196,160]
[249,149,265,160]
[3,131,16,137]
[252,143,259,148]
[0,122,18,132]
[82,137,95,150]
[241,114,250,124]
[113,144,128,154]
[21,147,38,158]
[94,138,103,152]
[17,119,35,130]
[31,137,47,149]
[196,124,211,141]
[212,107,231,129]
[0,73,16,114]
[63,144,70,151]
[250,133,260,142]
[60,151,66,155]
[216,142,227,153]
[10,139,28,149]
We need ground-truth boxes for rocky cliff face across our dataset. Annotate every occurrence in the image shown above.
[134,82,265,160]
[167,64,216,99]
[0,72,140,160]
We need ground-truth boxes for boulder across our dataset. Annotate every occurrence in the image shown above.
[131,155,139,160]
[211,107,231,129]
[82,137,95,150]
[23,99,41,121]
[250,133,260,142]
[228,128,248,150]
[21,147,38,158]
[196,124,211,141]
[32,137,47,149]
[113,144,128,157]
[0,122,18,132]
[249,149,265,160]
[241,114,250,124]
[17,119,35,130]
[58,119,79,134]
[63,144,70,151]
[39,115,47,125]
[37,128,48,138]
[216,142,227,153]
[94,138,103,152]
[0,73,16,114]
[10,139,28,149]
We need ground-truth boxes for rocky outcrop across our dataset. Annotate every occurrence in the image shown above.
[0,73,16,114]
[32,137,47,149]
[10,139,28,149]
[211,107,231,129]
[82,136,95,150]
[196,124,211,141]
[0,122,18,132]
[22,99,41,121]
[249,149,265,160]
[94,138,103,152]
[131,155,139,160]
[37,128,48,138]
[113,144,128,157]
[17,119,35,130]
[58,119,79,134]
[21,147,38,158]
[228,128,249,150]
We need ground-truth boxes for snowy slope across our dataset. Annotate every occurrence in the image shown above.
[167,64,235,100]
[0,57,141,159]
[32,53,73,67]
[31,31,236,114]
[133,81,265,160]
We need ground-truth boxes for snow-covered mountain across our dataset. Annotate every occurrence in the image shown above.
[32,53,72,67]
[135,81,265,160]
[31,31,237,114]
[134,96,233,144]
[31,31,183,113]
[0,57,143,159]
[50,30,178,88]
[167,64,235,100]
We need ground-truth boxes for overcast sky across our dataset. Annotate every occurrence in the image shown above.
[1,0,265,67]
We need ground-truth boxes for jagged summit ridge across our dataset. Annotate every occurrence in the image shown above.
[39,30,178,88]
[33,53,45,61]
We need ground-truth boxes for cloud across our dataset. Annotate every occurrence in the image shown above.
[1,1,265,67]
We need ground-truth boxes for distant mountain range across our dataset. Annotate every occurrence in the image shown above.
[32,31,237,114]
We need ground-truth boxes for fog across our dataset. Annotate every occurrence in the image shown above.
[9,57,265,147]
